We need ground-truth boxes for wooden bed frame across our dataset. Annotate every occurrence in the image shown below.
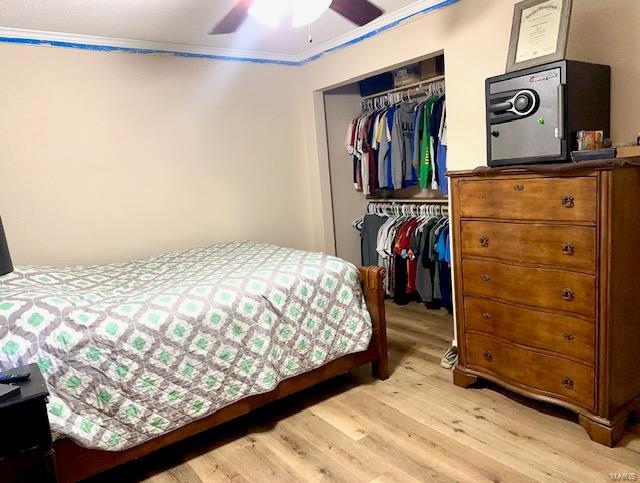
[52,266,388,482]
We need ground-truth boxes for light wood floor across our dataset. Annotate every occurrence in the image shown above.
[91,302,640,482]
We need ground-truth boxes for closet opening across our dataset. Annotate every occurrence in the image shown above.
[321,51,455,368]
[323,52,447,264]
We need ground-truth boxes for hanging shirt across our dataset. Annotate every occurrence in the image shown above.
[391,102,417,190]
[429,96,446,191]
[376,111,389,189]
[384,106,396,190]
[437,102,448,195]
[419,97,437,189]
[411,102,425,182]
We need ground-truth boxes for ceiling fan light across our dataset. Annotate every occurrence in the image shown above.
[249,0,290,27]
[292,0,332,28]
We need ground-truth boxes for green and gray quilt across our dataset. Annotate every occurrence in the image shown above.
[0,241,372,450]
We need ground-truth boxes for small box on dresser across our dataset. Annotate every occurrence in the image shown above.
[448,159,640,447]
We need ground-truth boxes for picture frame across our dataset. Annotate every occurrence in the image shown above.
[506,0,573,72]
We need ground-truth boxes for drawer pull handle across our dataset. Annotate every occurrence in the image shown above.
[479,235,490,247]
[513,184,525,191]
[562,243,575,255]
[480,274,491,282]
[561,195,575,208]
[563,333,575,341]
[562,376,574,390]
[562,288,574,301]
[483,351,493,362]
[482,312,493,320]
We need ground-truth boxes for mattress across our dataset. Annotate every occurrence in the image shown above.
[0,241,372,450]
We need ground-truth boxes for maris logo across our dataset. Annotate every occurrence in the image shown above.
[529,72,559,83]
[610,473,638,481]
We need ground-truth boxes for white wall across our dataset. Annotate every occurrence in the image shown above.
[0,43,311,265]
[567,0,640,144]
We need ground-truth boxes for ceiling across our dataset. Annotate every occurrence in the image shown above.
[0,0,455,64]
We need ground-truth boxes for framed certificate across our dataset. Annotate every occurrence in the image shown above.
[506,0,572,72]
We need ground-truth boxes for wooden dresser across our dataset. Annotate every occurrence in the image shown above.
[449,160,640,446]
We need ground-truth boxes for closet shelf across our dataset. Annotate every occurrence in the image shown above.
[361,74,445,100]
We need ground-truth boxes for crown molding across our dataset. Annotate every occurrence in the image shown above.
[0,0,459,66]
[0,27,301,65]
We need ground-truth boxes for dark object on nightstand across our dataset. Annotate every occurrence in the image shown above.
[0,384,21,402]
[0,363,57,482]
[0,369,31,384]
[0,216,13,277]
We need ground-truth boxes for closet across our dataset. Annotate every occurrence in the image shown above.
[324,53,454,317]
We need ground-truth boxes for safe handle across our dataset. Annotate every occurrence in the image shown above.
[556,83,565,139]
[488,100,513,113]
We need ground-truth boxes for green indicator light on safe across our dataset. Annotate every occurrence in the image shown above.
[537,118,545,125]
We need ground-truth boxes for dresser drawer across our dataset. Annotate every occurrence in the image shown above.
[458,177,597,222]
[462,259,596,318]
[461,221,596,272]
[466,333,594,410]
[464,296,595,364]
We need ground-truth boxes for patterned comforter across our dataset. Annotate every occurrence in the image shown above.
[0,241,372,450]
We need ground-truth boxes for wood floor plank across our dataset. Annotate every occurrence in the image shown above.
[179,451,250,483]
[369,467,426,483]
[333,395,537,483]
[246,419,363,482]
[278,411,393,481]
[310,399,370,441]
[217,443,302,483]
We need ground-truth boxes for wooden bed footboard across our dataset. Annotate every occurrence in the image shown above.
[52,265,388,483]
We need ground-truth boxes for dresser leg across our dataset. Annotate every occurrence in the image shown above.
[578,415,627,447]
[453,367,478,388]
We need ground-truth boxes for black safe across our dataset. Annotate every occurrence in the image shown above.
[486,60,611,167]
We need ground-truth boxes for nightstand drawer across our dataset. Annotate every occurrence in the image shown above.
[461,221,596,272]
[0,399,51,457]
[462,259,596,319]
[464,296,595,364]
[466,333,594,410]
[458,176,597,222]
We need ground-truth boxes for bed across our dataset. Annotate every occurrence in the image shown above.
[0,241,388,482]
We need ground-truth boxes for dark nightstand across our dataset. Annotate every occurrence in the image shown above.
[0,363,57,482]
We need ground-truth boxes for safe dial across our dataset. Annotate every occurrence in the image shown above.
[507,90,538,116]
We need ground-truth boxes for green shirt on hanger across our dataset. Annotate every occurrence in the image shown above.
[419,96,437,189]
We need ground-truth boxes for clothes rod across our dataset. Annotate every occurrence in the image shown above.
[361,75,445,101]
[367,198,449,203]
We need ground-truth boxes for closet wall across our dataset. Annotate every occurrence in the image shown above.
[324,84,365,267]
[0,43,311,266]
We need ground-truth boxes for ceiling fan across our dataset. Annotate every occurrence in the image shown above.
[210,0,385,34]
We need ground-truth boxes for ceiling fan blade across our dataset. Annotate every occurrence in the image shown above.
[210,0,254,35]
[330,0,384,26]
